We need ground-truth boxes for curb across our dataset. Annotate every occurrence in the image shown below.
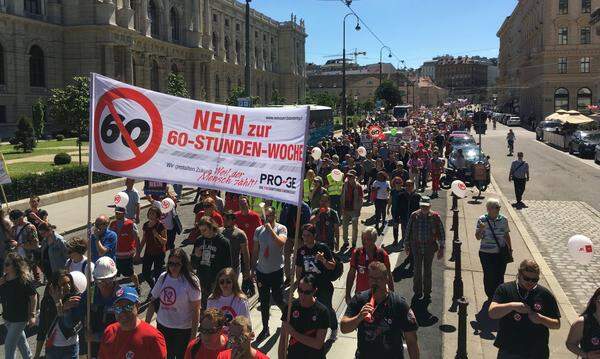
[489,174,579,325]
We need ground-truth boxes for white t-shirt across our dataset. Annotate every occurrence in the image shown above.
[206,294,251,327]
[67,256,95,281]
[151,272,202,329]
[372,180,390,200]
[255,223,288,274]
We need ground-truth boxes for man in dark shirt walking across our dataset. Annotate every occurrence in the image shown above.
[509,152,530,208]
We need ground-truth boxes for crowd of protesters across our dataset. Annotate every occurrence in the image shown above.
[0,105,596,359]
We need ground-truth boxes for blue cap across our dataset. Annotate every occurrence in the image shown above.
[113,286,139,305]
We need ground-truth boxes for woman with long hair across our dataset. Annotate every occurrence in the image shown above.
[566,287,600,358]
[139,206,167,291]
[146,248,201,359]
[207,268,250,326]
[0,252,37,359]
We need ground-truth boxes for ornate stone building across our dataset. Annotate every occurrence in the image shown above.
[0,0,307,136]
[497,0,598,127]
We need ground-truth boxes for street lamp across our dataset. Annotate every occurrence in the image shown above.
[379,45,392,85]
[245,0,252,99]
[342,13,360,130]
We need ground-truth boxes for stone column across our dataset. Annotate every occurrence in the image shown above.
[103,44,115,77]
[202,0,212,49]
[125,48,133,84]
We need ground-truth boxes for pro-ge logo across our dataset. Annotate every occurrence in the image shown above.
[259,174,298,189]
[513,313,522,321]
[533,303,542,311]
[591,337,599,346]
[126,350,135,359]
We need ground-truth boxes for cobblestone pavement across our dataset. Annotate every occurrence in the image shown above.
[516,200,600,312]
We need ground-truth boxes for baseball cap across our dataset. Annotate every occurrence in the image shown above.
[419,196,432,207]
[347,170,357,176]
[115,207,126,213]
[113,286,139,305]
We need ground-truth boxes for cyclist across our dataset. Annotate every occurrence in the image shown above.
[506,129,515,156]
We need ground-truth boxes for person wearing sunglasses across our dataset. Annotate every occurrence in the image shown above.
[341,261,419,359]
[489,259,561,358]
[278,274,329,359]
[216,316,269,359]
[184,308,228,359]
[207,268,250,327]
[98,286,167,359]
[146,248,201,359]
[566,287,600,358]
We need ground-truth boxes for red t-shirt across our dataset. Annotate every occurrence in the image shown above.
[350,247,390,293]
[110,219,137,258]
[234,210,262,253]
[98,321,167,359]
[196,211,224,227]
[143,221,166,255]
[216,349,270,359]
[184,337,228,359]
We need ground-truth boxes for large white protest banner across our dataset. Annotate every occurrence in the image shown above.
[0,154,10,185]
[90,74,309,205]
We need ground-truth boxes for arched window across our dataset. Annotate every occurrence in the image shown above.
[212,32,219,57]
[24,0,40,14]
[148,1,160,38]
[577,87,592,112]
[224,37,230,62]
[226,77,231,96]
[215,74,220,101]
[170,8,180,43]
[0,43,4,85]
[554,88,569,111]
[171,63,179,74]
[235,40,241,64]
[150,60,159,91]
[29,45,45,87]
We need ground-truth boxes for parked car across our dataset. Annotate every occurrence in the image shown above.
[568,130,600,157]
[535,120,562,141]
[506,116,521,126]
[595,144,600,164]
[441,145,491,190]
[447,133,476,149]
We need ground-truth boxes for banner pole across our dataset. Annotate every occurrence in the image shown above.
[0,185,8,212]
[86,73,94,359]
[0,153,11,212]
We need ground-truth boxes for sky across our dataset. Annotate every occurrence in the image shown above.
[251,0,517,69]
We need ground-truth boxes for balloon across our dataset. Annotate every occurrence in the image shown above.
[160,198,175,214]
[451,180,468,198]
[331,169,343,182]
[69,271,88,294]
[311,147,322,160]
[357,146,367,157]
[390,128,398,136]
[568,235,594,265]
[114,192,129,208]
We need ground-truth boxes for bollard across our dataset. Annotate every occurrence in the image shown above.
[456,297,469,359]
[449,208,459,262]
[450,238,463,312]
[451,193,458,210]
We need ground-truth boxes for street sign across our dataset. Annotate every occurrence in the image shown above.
[237,97,252,107]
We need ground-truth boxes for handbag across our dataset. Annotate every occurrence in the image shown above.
[172,207,183,235]
[486,217,513,264]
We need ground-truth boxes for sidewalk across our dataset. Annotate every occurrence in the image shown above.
[439,177,574,358]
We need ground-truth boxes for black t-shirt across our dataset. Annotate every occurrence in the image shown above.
[281,299,329,359]
[492,281,560,358]
[311,208,340,250]
[0,278,36,322]
[345,290,418,359]
[192,233,232,285]
[582,313,600,353]
[295,243,333,286]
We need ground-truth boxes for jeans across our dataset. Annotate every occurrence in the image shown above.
[374,199,387,229]
[4,321,32,359]
[342,210,359,245]
[329,195,341,214]
[173,184,183,199]
[315,281,337,331]
[412,246,436,298]
[157,323,191,359]
[45,343,79,359]
[166,229,177,251]
[256,268,285,329]
[479,251,507,299]
[142,252,165,289]
[513,178,526,203]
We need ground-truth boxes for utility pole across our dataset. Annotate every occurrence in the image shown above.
[245,0,252,98]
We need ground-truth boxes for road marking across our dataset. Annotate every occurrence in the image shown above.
[490,174,579,325]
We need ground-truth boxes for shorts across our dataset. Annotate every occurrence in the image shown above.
[115,257,134,277]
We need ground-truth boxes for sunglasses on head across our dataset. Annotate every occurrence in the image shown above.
[113,303,135,315]
[520,273,539,283]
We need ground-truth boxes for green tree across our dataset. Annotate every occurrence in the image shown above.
[226,87,248,106]
[166,72,190,98]
[304,91,338,109]
[270,89,286,105]
[32,99,46,140]
[13,117,37,153]
[375,81,403,109]
[362,99,375,113]
[47,76,90,165]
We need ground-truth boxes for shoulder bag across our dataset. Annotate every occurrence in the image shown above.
[486,217,513,264]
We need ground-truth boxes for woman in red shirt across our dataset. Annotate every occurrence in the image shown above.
[139,206,167,291]
[216,316,269,359]
[184,308,228,359]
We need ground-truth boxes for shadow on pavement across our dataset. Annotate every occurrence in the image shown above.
[470,300,497,340]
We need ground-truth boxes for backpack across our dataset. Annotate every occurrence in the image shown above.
[326,252,344,282]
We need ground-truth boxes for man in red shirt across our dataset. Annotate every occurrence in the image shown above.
[110,207,140,288]
[195,198,224,226]
[98,286,166,359]
[216,316,269,359]
[345,226,394,304]
[234,197,262,256]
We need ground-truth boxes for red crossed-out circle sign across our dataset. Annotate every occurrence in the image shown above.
[94,87,163,171]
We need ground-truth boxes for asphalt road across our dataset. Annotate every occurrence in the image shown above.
[479,123,600,211]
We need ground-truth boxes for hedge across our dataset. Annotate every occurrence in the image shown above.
[3,165,116,202]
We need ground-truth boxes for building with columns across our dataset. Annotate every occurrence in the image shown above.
[497,0,598,128]
[0,0,307,136]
